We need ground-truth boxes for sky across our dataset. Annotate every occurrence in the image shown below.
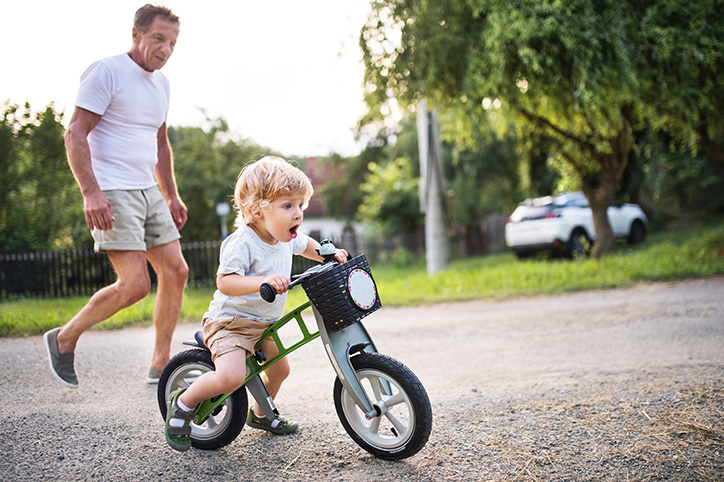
[1,0,372,157]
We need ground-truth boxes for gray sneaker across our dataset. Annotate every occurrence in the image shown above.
[43,328,78,389]
[146,367,162,384]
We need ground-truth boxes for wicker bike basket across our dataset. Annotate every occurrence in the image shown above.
[301,254,382,332]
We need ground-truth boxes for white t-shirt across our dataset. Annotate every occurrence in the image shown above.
[204,225,310,323]
[75,53,170,191]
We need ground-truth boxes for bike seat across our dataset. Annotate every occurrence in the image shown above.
[182,331,209,351]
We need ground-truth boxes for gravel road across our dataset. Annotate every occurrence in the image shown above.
[1,277,723,481]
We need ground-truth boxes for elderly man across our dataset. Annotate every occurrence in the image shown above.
[44,4,188,388]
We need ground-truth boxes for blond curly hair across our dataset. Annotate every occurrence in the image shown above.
[233,156,314,227]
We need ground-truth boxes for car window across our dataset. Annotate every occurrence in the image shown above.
[509,204,554,222]
[567,197,589,207]
[554,193,588,207]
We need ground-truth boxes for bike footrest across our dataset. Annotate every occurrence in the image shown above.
[254,349,266,363]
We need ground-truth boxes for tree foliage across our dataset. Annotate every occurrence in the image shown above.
[360,0,724,256]
[638,1,724,162]
[314,116,426,229]
[170,117,280,242]
[357,157,422,233]
[446,131,522,223]
[315,149,382,222]
[319,110,524,238]
[0,103,277,251]
[0,103,85,252]
[634,131,724,217]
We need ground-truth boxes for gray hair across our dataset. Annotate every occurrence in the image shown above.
[134,4,179,33]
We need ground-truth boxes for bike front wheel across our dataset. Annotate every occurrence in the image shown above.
[157,349,248,450]
[333,352,432,460]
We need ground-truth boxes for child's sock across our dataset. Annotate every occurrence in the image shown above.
[177,398,193,412]
[253,409,280,428]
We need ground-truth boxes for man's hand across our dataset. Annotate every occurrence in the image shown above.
[166,195,188,230]
[83,191,114,231]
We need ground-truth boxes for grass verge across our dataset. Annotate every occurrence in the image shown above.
[2,219,723,338]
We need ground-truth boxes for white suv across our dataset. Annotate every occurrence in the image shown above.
[504,192,648,258]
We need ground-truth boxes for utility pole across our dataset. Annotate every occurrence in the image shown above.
[417,100,449,276]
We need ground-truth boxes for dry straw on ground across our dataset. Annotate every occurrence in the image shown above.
[414,382,724,481]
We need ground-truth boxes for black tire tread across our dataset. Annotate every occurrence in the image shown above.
[333,352,432,460]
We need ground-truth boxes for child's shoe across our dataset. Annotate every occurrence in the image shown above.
[165,388,196,451]
[246,408,298,435]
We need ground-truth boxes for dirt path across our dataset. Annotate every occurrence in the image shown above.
[1,277,723,481]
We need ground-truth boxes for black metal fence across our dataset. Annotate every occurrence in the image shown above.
[0,241,319,300]
[0,250,116,299]
[0,217,508,301]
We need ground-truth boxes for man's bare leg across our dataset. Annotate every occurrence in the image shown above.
[146,240,188,371]
[56,250,151,354]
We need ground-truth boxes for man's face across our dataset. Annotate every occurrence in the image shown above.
[132,16,179,72]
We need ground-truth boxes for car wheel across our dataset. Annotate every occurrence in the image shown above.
[627,219,647,244]
[567,228,590,258]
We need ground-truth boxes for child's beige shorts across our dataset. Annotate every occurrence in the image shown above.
[202,316,273,363]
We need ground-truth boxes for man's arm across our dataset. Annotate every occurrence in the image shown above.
[64,107,113,231]
[155,122,187,230]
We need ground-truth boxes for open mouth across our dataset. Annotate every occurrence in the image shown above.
[289,225,299,238]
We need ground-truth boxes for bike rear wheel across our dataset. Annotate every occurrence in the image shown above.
[333,352,432,460]
[157,349,248,450]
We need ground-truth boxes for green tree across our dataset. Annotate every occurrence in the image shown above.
[0,102,84,252]
[638,1,724,164]
[326,113,523,233]
[170,124,229,242]
[357,157,422,233]
[169,116,277,242]
[315,150,377,221]
[634,131,724,218]
[360,0,724,257]
[318,119,424,232]
[446,132,521,223]
[314,127,412,224]
[0,106,21,225]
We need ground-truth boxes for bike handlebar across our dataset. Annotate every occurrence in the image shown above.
[259,239,345,303]
[259,264,333,303]
[259,282,277,303]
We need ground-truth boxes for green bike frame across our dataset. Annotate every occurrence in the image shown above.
[194,299,380,424]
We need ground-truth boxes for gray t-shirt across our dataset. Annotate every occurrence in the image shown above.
[204,225,310,323]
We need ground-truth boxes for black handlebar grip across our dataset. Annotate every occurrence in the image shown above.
[260,283,276,303]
